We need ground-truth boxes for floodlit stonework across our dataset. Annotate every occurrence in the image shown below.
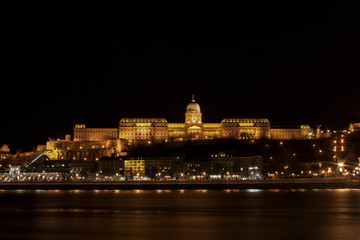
[73,96,314,145]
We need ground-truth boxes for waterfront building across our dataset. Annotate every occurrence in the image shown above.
[209,153,263,179]
[98,157,124,176]
[124,159,145,178]
[98,156,180,178]
[176,153,262,180]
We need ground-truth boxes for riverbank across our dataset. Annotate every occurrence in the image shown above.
[0,179,359,190]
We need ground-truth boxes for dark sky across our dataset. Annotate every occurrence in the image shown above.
[2,2,360,151]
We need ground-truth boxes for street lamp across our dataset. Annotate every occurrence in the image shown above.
[338,162,344,173]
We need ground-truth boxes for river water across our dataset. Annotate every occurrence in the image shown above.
[0,189,359,240]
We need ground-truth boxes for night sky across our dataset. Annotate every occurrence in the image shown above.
[2,2,359,152]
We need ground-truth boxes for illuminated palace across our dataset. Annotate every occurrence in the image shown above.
[73,95,314,144]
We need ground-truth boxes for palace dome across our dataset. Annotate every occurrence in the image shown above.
[186,95,201,112]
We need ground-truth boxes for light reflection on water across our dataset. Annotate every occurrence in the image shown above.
[0,189,359,240]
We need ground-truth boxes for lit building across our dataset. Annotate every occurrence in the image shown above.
[72,95,314,145]
[349,123,360,132]
[98,156,180,178]
[209,153,263,179]
[73,124,117,141]
[0,144,11,160]
[270,125,314,140]
[116,96,272,141]
[124,159,145,177]
[119,118,168,141]
[45,138,121,161]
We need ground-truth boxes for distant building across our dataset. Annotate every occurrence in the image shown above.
[123,157,180,179]
[98,157,124,176]
[44,138,122,161]
[209,153,263,179]
[41,160,70,173]
[0,144,11,160]
[349,123,360,132]
[72,96,314,145]
[124,159,145,178]
[69,161,96,175]
[270,125,314,140]
[73,124,118,141]
[12,96,314,166]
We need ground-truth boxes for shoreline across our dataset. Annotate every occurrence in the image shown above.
[0,179,359,190]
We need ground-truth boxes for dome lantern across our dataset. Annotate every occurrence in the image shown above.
[186,94,201,113]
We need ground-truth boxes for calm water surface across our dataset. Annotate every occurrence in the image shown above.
[0,189,359,240]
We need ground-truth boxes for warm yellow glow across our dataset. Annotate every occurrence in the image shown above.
[238,123,254,127]
[124,160,145,176]
[136,123,152,127]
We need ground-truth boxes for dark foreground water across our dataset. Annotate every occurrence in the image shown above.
[0,189,359,240]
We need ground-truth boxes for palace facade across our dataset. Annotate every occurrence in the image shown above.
[73,96,314,144]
